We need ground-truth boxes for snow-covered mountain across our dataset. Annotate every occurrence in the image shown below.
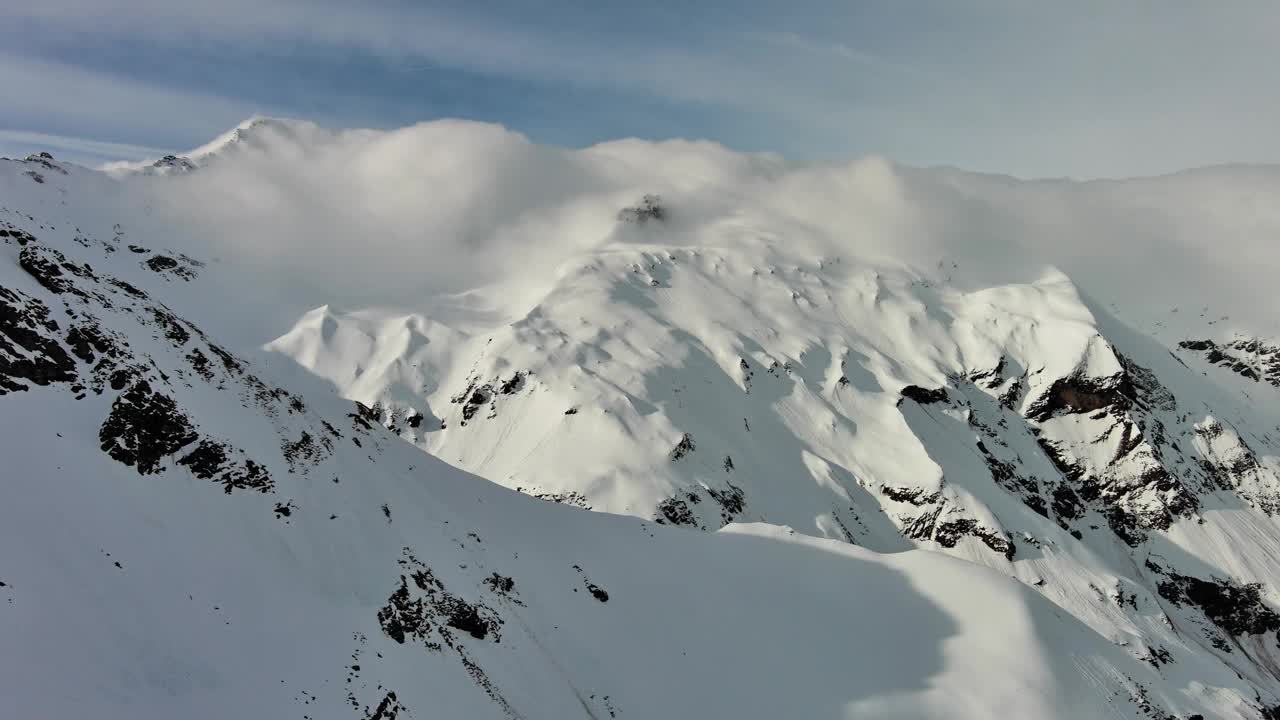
[102,116,329,177]
[5,120,1280,718]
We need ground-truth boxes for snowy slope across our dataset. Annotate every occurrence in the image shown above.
[5,122,1280,718]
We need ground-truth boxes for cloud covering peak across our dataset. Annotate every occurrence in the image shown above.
[82,118,1280,350]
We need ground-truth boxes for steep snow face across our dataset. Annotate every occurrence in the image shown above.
[7,123,1280,718]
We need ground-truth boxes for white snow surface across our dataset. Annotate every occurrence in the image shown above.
[4,119,1280,718]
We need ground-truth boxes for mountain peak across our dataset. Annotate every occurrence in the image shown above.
[186,115,319,161]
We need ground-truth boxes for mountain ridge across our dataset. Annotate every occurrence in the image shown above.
[5,123,1280,718]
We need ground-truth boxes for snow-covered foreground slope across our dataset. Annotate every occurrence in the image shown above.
[6,123,1280,717]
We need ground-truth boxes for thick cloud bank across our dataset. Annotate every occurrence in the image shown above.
[118,117,1280,340]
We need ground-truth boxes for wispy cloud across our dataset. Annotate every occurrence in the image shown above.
[0,52,266,153]
[3,2,1280,176]
[0,128,171,164]
[4,1,830,114]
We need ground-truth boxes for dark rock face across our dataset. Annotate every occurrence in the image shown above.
[443,597,498,639]
[19,245,96,299]
[282,431,331,472]
[902,504,1015,561]
[353,401,381,426]
[185,348,214,381]
[978,441,1047,517]
[107,278,146,299]
[363,691,404,720]
[23,152,66,175]
[934,518,1015,560]
[585,581,609,602]
[0,226,36,246]
[177,439,273,494]
[669,432,695,460]
[1051,484,1086,523]
[1105,507,1147,547]
[1118,353,1176,412]
[462,389,488,421]
[899,385,948,405]
[145,255,178,272]
[1156,570,1280,638]
[143,254,199,280]
[707,481,746,525]
[151,155,197,173]
[98,381,198,474]
[0,286,77,393]
[7,242,289,486]
[498,371,526,395]
[617,194,666,224]
[573,564,609,602]
[1180,338,1280,387]
[655,493,700,528]
[484,573,517,597]
[1194,419,1280,515]
[442,370,531,428]
[1025,372,1132,421]
[375,549,516,716]
[881,485,941,506]
[378,550,503,646]
[176,439,229,478]
[378,581,430,646]
[65,323,121,365]
[1012,349,1208,547]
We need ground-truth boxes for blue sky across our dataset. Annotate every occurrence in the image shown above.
[1,1,1278,178]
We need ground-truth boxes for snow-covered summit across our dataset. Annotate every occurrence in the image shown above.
[186,115,325,161]
[103,115,325,176]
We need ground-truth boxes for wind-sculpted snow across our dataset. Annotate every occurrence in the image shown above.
[5,123,1280,717]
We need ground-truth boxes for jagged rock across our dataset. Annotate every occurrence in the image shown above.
[98,381,198,474]
[1156,570,1280,637]
[498,371,527,394]
[515,487,591,509]
[617,194,665,224]
[707,481,746,525]
[573,564,609,602]
[151,155,197,174]
[669,432,695,460]
[899,385,948,405]
[1025,372,1132,421]
[363,691,405,720]
[19,245,96,299]
[655,493,700,527]
[1180,338,1280,388]
[881,485,942,506]
[904,505,1015,560]
[0,286,77,393]
[384,549,503,641]
[177,439,274,493]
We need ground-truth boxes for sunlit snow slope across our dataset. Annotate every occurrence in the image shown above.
[5,120,1280,718]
